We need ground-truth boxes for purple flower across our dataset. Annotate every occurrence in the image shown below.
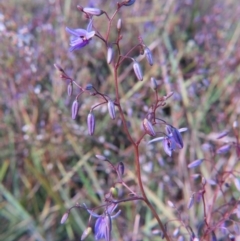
[148,127,188,156]
[66,27,95,52]
[84,203,121,241]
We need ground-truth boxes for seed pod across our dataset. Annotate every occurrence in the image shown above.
[110,187,118,198]
[71,100,79,119]
[67,83,73,96]
[117,19,122,31]
[60,212,69,224]
[107,100,116,119]
[143,118,156,136]
[107,46,114,64]
[87,112,95,135]
[144,47,153,66]
[133,60,143,81]
[83,7,103,16]
[81,227,92,241]
[151,77,158,90]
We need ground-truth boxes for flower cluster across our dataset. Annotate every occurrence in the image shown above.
[56,1,188,241]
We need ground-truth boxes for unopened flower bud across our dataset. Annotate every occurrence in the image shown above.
[95,154,107,161]
[188,159,204,169]
[144,47,153,66]
[117,19,122,31]
[85,84,93,91]
[83,7,103,16]
[133,60,143,81]
[216,144,231,154]
[71,100,79,119]
[107,46,114,64]
[60,212,69,224]
[143,118,156,136]
[122,0,135,6]
[87,112,95,135]
[107,100,116,119]
[117,162,125,178]
[81,227,92,240]
[151,77,158,90]
[68,83,73,96]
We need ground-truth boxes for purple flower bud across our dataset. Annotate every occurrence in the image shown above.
[95,155,107,161]
[151,77,158,90]
[83,7,103,16]
[107,100,116,119]
[107,46,114,64]
[216,130,229,139]
[188,159,204,169]
[60,212,69,224]
[117,162,125,178]
[85,84,93,91]
[143,118,156,136]
[144,47,153,66]
[172,127,184,148]
[67,83,73,96]
[187,194,195,209]
[71,100,79,119]
[81,227,92,240]
[87,112,95,135]
[216,144,231,154]
[122,0,135,6]
[133,60,143,81]
[117,19,122,31]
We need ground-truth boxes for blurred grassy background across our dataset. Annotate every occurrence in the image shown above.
[0,0,240,240]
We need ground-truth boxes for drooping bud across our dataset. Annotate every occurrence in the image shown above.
[85,84,93,91]
[122,0,135,6]
[133,60,143,81]
[151,77,158,90]
[60,212,69,224]
[107,46,114,64]
[144,47,153,66]
[71,100,79,119]
[107,100,116,119]
[81,227,92,240]
[67,83,73,96]
[188,159,204,169]
[216,144,231,154]
[117,162,125,178]
[83,7,103,16]
[187,193,195,209]
[143,118,156,136]
[117,19,122,31]
[95,154,107,161]
[87,112,95,135]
